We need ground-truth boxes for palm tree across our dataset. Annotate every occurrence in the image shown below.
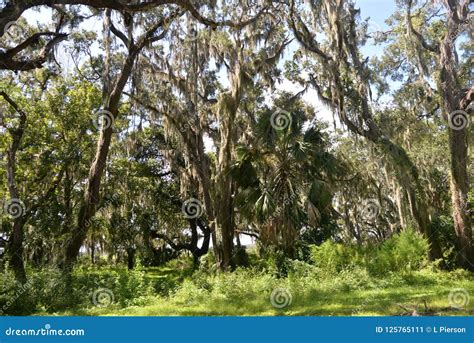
[232,95,343,256]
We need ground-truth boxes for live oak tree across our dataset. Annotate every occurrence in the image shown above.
[401,0,472,270]
[287,0,443,261]
[0,76,95,282]
[129,0,289,270]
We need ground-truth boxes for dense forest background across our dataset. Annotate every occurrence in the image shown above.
[0,0,472,316]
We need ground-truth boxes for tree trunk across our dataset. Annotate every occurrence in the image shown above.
[90,243,95,264]
[438,3,473,270]
[8,218,27,283]
[214,104,237,270]
[63,50,138,268]
[445,101,471,270]
[2,91,27,283]
[127,247,135,270]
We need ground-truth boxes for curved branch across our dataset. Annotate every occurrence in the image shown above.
[0,32,68,71]
[1,0,269,37]
[406,0,439,53]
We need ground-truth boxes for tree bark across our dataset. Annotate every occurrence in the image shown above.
[8,219,27,283]
[289,3,443,260]
[438,0,473,270]
[63,47,138,268]
[127,247,135,270]
[1,91,27,283]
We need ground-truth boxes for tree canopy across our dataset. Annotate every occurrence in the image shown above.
[0,0,472,289]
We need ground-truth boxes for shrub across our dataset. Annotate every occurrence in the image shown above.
[309,241,363,274]
[0,264,153,315]
[310,229,429,276]
[0,269,36,315]
[73,264,151,308]
[370,229,429,274]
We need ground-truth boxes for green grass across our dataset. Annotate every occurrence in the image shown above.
[37,267,474,317]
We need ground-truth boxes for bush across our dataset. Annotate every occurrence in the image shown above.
[257,247,292,277]
[370,229,429,274]
[309,241,364,274]
[310,229,429,276]
[0,269,36,315]
[73,264,152,308]
[0,264,153,315]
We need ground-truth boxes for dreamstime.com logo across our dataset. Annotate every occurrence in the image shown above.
[448,110,470,131]
[92,109,115,130]
[361,198,380,221]
[92,288,114,307]
[5,324,85,337]
[2,198,26,219]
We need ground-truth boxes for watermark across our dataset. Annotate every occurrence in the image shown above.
[270,108,292,131]
[84,194,119,229]
[3,21,24,41]
[0,279,34,315]
[3,198,26,219]
[181,198,203,219]
[366,20,383,41]
[5,324,85,336]
[261,193,298,227]
[447,110,470,131]
[361,198,380,221]
[181,20,199,43]
[92,109,114,130]
[163,15,199,43]
[92,288,114,307]
[448,288,469,309]
[270,288,292,309]
[0,111,12,126]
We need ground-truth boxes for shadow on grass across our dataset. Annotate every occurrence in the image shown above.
[33,269,474,317]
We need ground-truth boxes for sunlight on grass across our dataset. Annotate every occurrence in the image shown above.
[40,268,473,317]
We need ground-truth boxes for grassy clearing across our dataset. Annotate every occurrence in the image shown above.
[38,266,474,316]
[7,233,471,317]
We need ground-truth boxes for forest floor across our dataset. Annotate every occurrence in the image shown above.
[41,266,474,317]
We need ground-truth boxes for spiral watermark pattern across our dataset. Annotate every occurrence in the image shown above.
[179,121,193,132]
[270,288,292,309]
[448,110,469,130]
[185,22,198,42]
[270,108,292,131]
[4,21,24,41]
[93,109,114,130]
[92,288,114,307]
[181,198,203,219]
[448,288,470,309]
[3,198,26,219]
[361,198,380,221]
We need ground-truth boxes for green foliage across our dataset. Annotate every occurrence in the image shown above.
[257,247,292,277]
[310,241,363,275]
[310,229,429,276]
[0,269,36,315]
[372,229,429,274]
[0,265,152,315]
